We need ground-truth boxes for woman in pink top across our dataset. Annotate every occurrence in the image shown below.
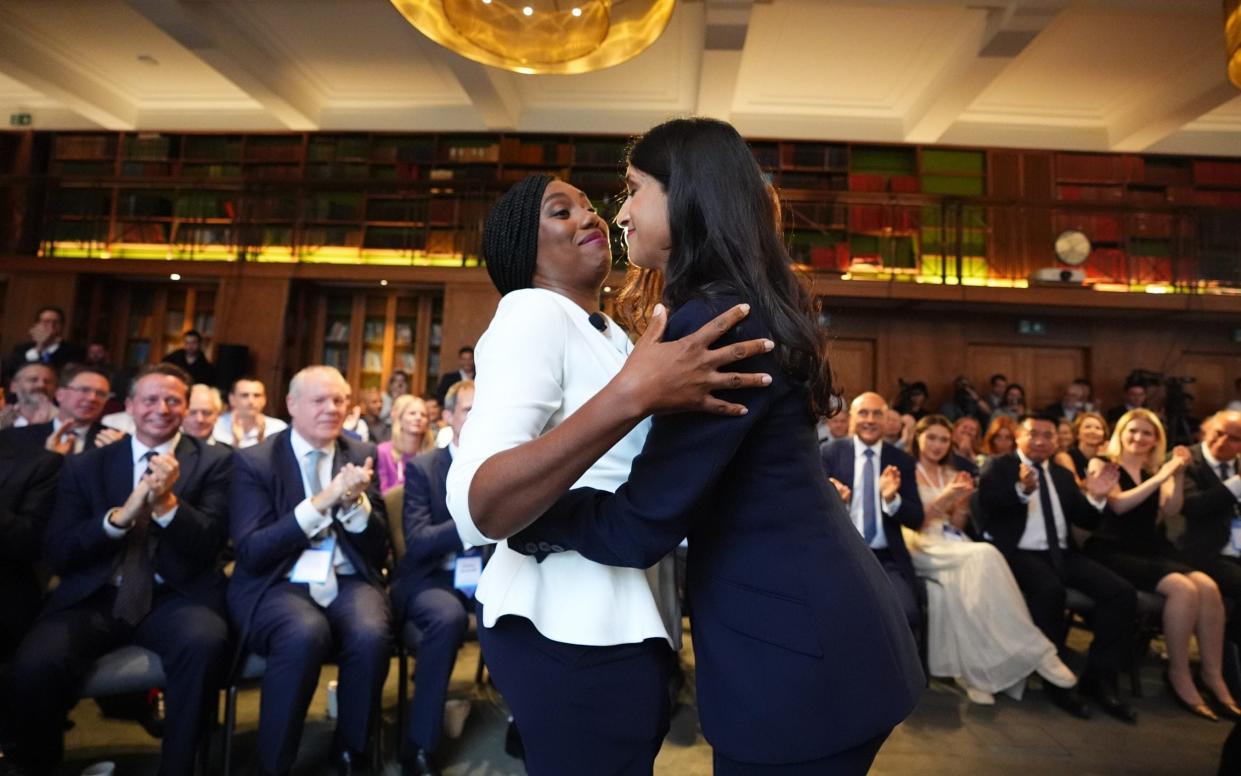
[377,394,436,492]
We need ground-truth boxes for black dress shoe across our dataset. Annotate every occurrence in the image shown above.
[1084,672,1138,724]
[402,748,441,776]
[334,749,369,776]
[1045,684,1092,720]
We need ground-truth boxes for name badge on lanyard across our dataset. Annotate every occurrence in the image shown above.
[291,534,336,584]
[1230,517,1241,554]
[453,553,483,598]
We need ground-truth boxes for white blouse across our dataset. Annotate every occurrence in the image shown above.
[446,288,679,648]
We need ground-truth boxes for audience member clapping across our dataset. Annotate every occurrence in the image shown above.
[1085,409,1238,721]
[1,363,57,429]
[212,377,287,448]
[908,415,1077,705]
[1053,411,1108,482]
[182,384,226,445]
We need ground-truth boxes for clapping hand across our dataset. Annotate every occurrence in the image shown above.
[828,477,851,504]
[1158,446,1192,479]
[45,424,77,455]
[95,428,126,448]
[879,465,901,503]
[944,470,975,501]
[1018,463,1039,494]
[142,453,180,514]
[343,404,362,431]
[1084,459,1120,499]
[335,456,375,506]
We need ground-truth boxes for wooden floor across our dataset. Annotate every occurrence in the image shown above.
[55,633,1232,776]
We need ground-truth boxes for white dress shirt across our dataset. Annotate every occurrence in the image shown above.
[288,429,371,580]
[446,288,678,648]
[103,434,182,583]
[212,412,288,449]
[1014,451,1070,551]
[849,437,902,550]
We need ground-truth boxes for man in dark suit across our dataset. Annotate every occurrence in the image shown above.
[4,363,232,775]
[228,365,390,776]
[0,362,57,429]
[392,379,478,776]
[0,443,62,658]
[1043,378,1093,423]
[820,391,924,630]
[433,346,474,405]
[1106,378,1147,428]
[162,329,217,387]
[1178,410,1241,644]
[0,364,123,456]
[977,412,1136,722]
[3,306,85,380]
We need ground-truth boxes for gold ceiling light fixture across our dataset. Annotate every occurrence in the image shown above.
[390,0,677,75]
[1229,0,1241,88]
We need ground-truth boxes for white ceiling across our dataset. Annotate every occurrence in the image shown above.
[0,0,1237,156]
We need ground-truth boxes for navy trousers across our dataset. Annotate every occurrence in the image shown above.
[872,549,920,632]
[8,585,230,776]
[713,731,889,775]
[245,577,391,775]
[478,608,674,776]
[399,575,470,753]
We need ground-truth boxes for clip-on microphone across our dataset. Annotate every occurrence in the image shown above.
[587,312,608,333]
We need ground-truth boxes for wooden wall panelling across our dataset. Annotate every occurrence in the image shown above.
[827,337,876,404]
[212,275,291,401]
[414,295,433,395]
[439,282,500,383]
[1176,353,1233,413]
[0,271,78,355]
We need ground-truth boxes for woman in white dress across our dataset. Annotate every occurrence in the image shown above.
[908,414,1078,704]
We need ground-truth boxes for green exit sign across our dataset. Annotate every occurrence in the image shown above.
[9,113,32,126]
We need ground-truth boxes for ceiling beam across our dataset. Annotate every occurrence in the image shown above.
[124,0,320,130]
[0,9,136,129]
[694,0,754,120]
[1107,52,1238,152]
[903,1,1065,144]
[427,50,522,130]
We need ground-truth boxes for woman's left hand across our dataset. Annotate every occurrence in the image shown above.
[611,303,775,418]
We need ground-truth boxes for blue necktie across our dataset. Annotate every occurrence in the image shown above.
[1221,462,1232,482]
[863,449,877,544]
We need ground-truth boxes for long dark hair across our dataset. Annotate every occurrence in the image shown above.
[616,117,836,415]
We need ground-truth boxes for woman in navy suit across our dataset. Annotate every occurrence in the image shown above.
[453,118,923,774]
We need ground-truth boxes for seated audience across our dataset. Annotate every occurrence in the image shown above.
[182,384,227,446]
[1044,379,1094,422]
[977,413,1136,723]
[907,415,1076,705]
[938,376,991,426]
[1106,377,1148,428]
[1056,418,1075,454]
[817,405,852,444]
[985,373,1008,415]
[0,365,123,456]
[1085,409,1238,721]
[434,346,475,405]
[0,363,57,430]
[950,416,982,475]
[382,370,412,419]
[1053,411,1108,482]
[4,306,84,376]
[992,383,1027,421]
[821,392,925,632]
[981,416,1019,460]
[83,342,125,417]
[377,395,437,494]
[893,380,929,421]
[5,364,232,775]
[212,377,287,448]
[162,329,217,387]
[392,380,480,775]
[227,366,391,776]
[358,387,390,444]
[883,408,915,452]
[0,440,62,659]
[1178,411,1241,647]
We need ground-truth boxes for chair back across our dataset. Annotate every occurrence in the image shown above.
[383,484,406,562]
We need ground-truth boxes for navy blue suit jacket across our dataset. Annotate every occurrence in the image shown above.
[391,447,464,618]
[976,453,1104,553]
[43,434,231,614]
[226,430,388,625]
[818,437,924,586]
[509,296,923,764]
[0,443,62,646]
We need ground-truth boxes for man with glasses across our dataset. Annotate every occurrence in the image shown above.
[0,365,123,456]
[4,363,233,775]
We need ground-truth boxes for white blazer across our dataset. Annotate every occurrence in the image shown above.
[447,288,679,648]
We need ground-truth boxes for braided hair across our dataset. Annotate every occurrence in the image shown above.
[482,174,553,295]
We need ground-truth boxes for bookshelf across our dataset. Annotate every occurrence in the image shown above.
[306,287,442,397]
[11,130,1240,291]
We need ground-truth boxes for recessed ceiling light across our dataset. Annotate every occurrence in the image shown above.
[170,273,181,281]
[380,279,389,286]
[522,6,533,15]
[572,7,582,16]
